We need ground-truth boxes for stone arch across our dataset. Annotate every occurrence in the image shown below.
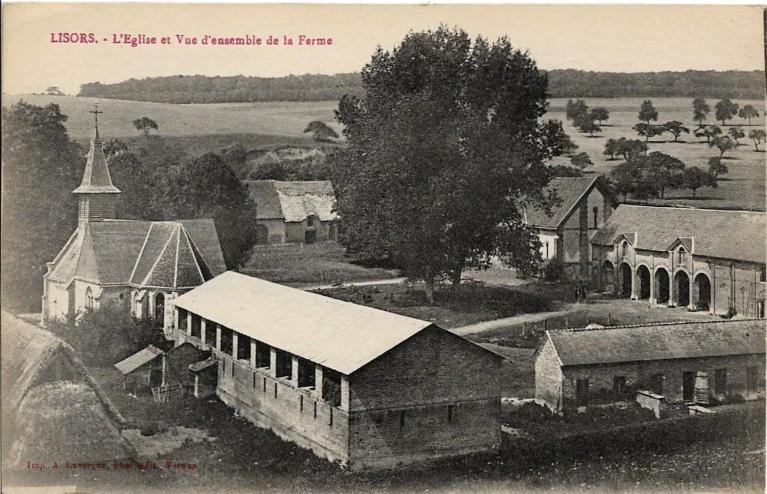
[619,262,632,298]
[255,224,269,245]
[635,265,651,300]
[601,260,615,293]
[674,270,691,307]
[693,273,712,311]
[654,267,670,304]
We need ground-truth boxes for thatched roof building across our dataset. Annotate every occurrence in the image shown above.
[1,312,134,467]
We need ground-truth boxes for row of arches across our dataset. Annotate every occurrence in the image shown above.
[603,261,711,310]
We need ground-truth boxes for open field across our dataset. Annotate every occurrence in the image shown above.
[5,94,764,209]
[241,242,399,286]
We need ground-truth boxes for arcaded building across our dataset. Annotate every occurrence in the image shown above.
[590,205,766,318]
[169,271,502,470]
[534,319,766,414]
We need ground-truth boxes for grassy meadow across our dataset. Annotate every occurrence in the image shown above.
[4,94,765,209]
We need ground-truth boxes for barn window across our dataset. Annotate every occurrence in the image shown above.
[313,401,317,419]
[714,369,727,395]
[263,377,266,393]
[329,407,334,426]
[760,266,766,282]
[576,379,589,406]
[275,350,292,379]
[237,334,251,361]
[300,395,304,413]
[274,382,278,398]
[297,358,315,388]
[613,376,627,398]
[747,367,759,392]
[544,242,549,259]
[253,373,256,388]
[399,410,406,428]
[678,247,687,264]
[255,343,271,368]
[592,207,599,229]
[322,368,342,407]
[447,405,455,423]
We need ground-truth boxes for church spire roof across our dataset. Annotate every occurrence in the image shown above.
[73,104,121,194]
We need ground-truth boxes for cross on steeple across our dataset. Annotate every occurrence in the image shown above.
[89,102,103,136]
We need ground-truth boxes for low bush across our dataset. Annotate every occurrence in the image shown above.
[48,305,165,368]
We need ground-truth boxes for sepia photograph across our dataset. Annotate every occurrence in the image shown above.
[1,3,765,493]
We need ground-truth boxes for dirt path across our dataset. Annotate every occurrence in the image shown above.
[298,277,408,291]
[451,305,574,336]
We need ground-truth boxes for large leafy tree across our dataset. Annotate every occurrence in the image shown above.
[692,97,710,127]
[738,104,760,125]
[681,166,718,198]
[638,99,658,124]
[331,27,563,302]
[714,99,739,126]
[1,102,83,310]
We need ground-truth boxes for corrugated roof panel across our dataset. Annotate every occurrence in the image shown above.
[172,272,432,375]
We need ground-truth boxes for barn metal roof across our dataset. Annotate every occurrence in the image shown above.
[171,271,432,375]
[544,319,766,367]
[114,345,164,375]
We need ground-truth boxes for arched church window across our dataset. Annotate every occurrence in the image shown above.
[85,287,94,310]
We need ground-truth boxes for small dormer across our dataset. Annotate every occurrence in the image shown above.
[613,233,637,258]
[667,237,694,264]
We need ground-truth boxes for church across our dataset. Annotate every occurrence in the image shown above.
[42,108,226,328]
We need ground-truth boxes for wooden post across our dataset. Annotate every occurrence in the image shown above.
[314,365,324,399]
[200,319,207,345]
[216,324,222,351]
[250,339,257,367]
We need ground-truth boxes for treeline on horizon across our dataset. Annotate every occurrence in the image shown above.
[77,70,766,103]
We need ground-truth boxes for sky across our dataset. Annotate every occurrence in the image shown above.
[2,4,765,95]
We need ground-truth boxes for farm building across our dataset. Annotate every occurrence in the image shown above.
[524,176,614,279]
[1,312,135,467]
[168,271,503,470]
[245,180,338,244]
[42,115,226,327]
[590,205,766,318]
[534,319,766,414]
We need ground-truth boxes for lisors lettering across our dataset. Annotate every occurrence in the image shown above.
[50,32,96,44]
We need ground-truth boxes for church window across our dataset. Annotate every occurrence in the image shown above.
[592,207,599,229]
[85,287,94,310]
[678,248,686,264]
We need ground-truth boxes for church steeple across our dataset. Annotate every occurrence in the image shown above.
[73,104,121,223]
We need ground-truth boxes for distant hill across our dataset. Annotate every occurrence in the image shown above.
[78,70,766,103]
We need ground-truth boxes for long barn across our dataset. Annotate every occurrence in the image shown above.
[169,271,503,470]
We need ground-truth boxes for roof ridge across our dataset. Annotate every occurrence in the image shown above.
[550,318,765,333]
[620,204,766,215]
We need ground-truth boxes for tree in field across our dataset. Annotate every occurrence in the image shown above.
[615,137,647,160]
[708,157,729,178]
[45,86,64,96]
[709,135,736,158]
[1,101,82,310]
[638,99,658,124]
[604,138,619,160]
[692,97,710,126]
[714,99,739,126]
[738,105,760,125]
[547,120,578,156]
[331,27,563,302]
[749,129,766,151]
[642,152,686,199]
[695,125,722,144]
[576,117,602,137]
[681,166,717,198]
[609,161,640,201]
[132,116,159,136]
[728,127,745,145]
[304,120,339,142]
[664,121,689,142]
[570,152,593,170]
[565,99,589,121]
[633,122,665,143]
[590,107,610,125]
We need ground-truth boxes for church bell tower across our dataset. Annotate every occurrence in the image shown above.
[73,104,121,223]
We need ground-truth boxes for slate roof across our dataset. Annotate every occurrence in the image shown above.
[591,205,767,263]
[543,319,766,367]
[72,130,121,194]
[524,176,605,230]
[172,271,436,375]
[114,345,164,375]
[245,180,338,222]
[47,219,226,288]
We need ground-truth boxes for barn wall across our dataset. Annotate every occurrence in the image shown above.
[347,327,501,468]
[534,337,564,411]
[216,356,350,464]
[559,354,765,411]
[537,231,559,261]
[256,219,286,244]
